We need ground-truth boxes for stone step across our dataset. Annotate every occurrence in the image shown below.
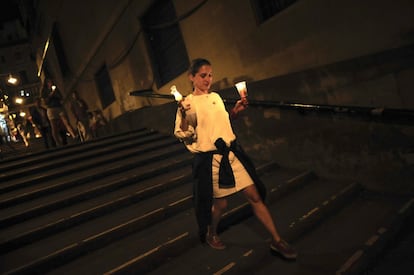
[104,173,354,274]
[0,139,186,205]
[1,128,411,275]
[0,128,149,169]
[0,128,160,182]
[1,165,304,274]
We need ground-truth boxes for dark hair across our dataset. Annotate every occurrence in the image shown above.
[188,58,211,76]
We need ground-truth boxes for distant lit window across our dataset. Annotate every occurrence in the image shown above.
[19,90,30,97]
[252,0,297,24]
[95,64,115,109]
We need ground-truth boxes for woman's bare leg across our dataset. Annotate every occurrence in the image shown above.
[242,185,281,242]
[60,115,76,138]
[208,197,227,236]
[205,197,227,249]
[49,119,62,146]
[243,184,297,259]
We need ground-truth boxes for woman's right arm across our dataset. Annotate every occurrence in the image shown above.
[179,107,189,131]
[174,108,195,143]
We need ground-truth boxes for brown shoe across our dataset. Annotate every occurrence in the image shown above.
[206,234,226,250]
[270,239,297,260]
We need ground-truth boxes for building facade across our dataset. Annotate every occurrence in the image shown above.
[24,0,414,120]
[7,0,414,186]
[1,0,41,142]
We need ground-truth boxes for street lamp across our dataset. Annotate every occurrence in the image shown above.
[1,74,18,108]
[7,74,18,85]
[15,97,23,104]
[1,73,19,86]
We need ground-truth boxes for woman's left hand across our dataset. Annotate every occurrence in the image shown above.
[230,97,248,119]
[234,97,248,112]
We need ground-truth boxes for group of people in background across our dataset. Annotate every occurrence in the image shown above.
[22,79,107,149]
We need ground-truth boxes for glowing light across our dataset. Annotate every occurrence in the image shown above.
[235,81,247,98]
[7,74,18,85]
[15,98,23,104]
[170,85,183,101]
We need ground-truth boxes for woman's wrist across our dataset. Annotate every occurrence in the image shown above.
[230,108,238,119]
[180,119,189,131]
[180,109,187,119]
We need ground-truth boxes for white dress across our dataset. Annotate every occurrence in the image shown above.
[174,92,253,198]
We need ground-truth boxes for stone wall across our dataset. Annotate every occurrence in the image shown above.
[101,44,414,194]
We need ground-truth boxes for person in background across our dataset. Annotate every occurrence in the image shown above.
[41,79,77,145]
[70,91,92,142]
[0,124,16,157]
[26,116,35,141]
[29,97,55,149]
[14,113,29,147]
[89,110,107,138]
[173,58,297,260]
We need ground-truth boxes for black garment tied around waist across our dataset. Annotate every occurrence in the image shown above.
[214,138,236,189]
[192,138,267,243]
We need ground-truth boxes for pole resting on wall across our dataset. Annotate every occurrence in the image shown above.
[129,89,174,100]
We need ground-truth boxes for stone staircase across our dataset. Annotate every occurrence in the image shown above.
[0,128,412,274]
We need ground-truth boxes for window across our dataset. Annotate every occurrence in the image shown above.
[95,64,115,109]
[252,0,297,24]
[141,0,189,87]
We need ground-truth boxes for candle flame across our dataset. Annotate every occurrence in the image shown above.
[235,81,247,98]
[170,85,183,101]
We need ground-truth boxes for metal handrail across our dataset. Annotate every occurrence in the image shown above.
[129,90,414,124]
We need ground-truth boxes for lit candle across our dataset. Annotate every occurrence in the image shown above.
[235,81,247,98]
[170,85,183,102]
